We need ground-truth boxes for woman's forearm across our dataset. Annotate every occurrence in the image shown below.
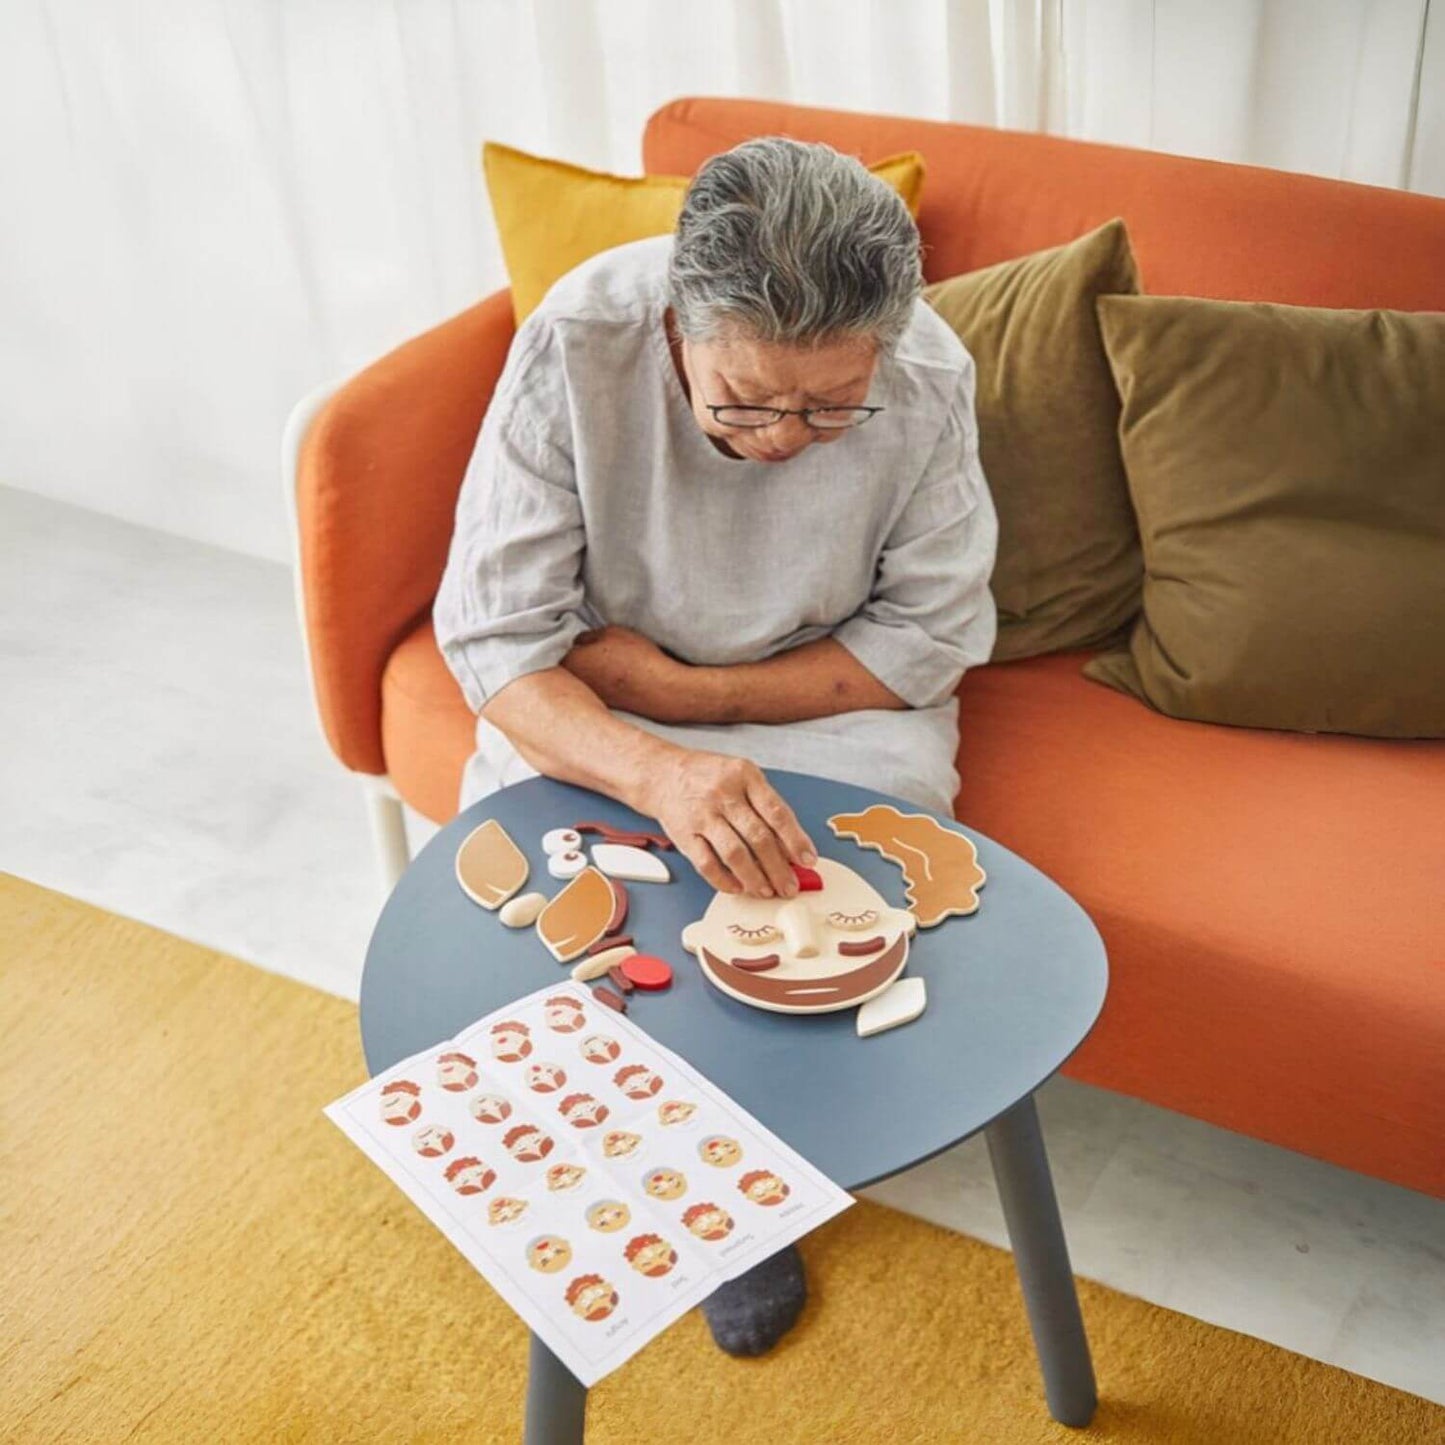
[480,668,682,814]
[558,625,905,729]
[685,636,905,724]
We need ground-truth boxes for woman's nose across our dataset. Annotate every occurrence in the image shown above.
[769,414,813,449]
[777,900,820,957]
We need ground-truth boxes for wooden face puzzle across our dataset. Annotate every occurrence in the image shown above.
[535,867,620,962]
[325,982,853,1387]
[455,819,530,910]
[681,858,916,1014]
[827,805,986,927]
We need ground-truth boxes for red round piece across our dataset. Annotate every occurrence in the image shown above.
[791,863,823,892]
[619,954,673,991]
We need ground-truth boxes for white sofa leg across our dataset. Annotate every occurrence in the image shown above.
[363,779,410,895]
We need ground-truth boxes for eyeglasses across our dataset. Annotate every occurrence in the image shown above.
[705,403,884,431]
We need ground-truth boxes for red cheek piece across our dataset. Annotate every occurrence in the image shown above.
[620,954,673,990]
[791,863,823,891]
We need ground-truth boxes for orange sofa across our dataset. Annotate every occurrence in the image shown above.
[293,97,1445,1199]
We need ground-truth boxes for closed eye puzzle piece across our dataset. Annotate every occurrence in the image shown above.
[727,923,781,943]
[828,909,879,930]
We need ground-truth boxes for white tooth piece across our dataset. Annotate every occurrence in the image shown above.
[856,977,927,1039]
[499,891,548,928]
[570,944,637,982]
[548,849,588,879]
[542,828,583,856]
[591,843,671,883]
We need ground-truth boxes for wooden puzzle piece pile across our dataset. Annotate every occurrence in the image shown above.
[455,817,675,1015]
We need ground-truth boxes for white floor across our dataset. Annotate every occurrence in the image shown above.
[4,484,1443,1408]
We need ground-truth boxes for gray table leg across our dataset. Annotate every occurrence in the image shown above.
[985,1093,1098,1427]
[525,1331,587,1444]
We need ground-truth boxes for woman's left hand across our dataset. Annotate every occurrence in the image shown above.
[561,625,690,722]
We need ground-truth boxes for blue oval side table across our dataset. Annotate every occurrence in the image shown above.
[359,769,1108,1438]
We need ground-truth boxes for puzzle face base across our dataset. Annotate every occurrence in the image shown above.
[680,858,916,1016]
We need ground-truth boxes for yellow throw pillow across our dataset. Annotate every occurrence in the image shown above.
[483,140,927,324]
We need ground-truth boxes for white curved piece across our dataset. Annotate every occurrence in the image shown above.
[591,844,670,883]
[856,977,927,1039]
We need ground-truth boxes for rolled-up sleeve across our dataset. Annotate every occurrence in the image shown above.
[434,319,590,710]
[831,356,999,708]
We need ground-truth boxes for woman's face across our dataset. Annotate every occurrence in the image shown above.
[667,309,877,464]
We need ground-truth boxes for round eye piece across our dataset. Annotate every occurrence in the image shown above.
[827,909,879,931]
[727,923,781,944]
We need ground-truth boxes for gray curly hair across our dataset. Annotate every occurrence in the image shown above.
[667,137,923,355]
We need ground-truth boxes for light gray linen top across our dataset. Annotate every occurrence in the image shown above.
[434,235,998,815]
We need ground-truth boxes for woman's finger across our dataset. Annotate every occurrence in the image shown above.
[722,798,797,898]
[681,833,737,894]
[746,779,818,866]
[703,818,774,897]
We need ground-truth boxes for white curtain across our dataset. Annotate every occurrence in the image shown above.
[2,0,1440,563]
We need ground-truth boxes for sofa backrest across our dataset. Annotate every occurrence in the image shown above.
[643,97,1445,311]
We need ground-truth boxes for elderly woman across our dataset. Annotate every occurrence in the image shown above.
[434,137,998,1353]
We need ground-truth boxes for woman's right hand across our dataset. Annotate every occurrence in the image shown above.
[637,747,817,898]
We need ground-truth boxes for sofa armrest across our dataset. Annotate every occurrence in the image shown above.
[292,288,515,775]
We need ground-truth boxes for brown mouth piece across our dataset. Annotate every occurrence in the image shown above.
[700,934,907,1010]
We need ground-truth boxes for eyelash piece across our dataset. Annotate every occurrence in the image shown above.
[827,909,879,930]
[727,924,781,943]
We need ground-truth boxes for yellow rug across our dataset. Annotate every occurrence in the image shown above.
[3,873,1439,1444]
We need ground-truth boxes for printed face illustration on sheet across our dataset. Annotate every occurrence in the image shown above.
[526,1062,567,1094]
[544,996,587,1034]
[739,1169,790,1206]
[470,1093,513,1125]
[445,1157,497,1195]
[490,1021,533,1063]
[580,1034,621,1065]
[546,1162,587,1192]
[683,1202,735,1241]
[526,1234,574,1274]
[380,1080,422,1126]
[625,1233,679,1278]
[503,1124,555,1163]
[657,1100,697,1128]
[602,1130,642,1160]
[614,1064,663,1100]
[681,857,915,1013]
[559,1093,610,1129]
[699,1135,743,1168]
[643,1167,687,1201]
[586,1199,631,1233]
[435,1051,479,1092]
[488,1195,529,1228]
[566,1273,620,1321]
[412,1125,455,1158]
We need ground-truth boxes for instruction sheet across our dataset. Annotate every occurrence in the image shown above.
[326,981,853,1386]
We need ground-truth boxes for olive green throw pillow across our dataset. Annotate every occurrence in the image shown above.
[924,219,1142,662]
[1084,296,1445,738]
